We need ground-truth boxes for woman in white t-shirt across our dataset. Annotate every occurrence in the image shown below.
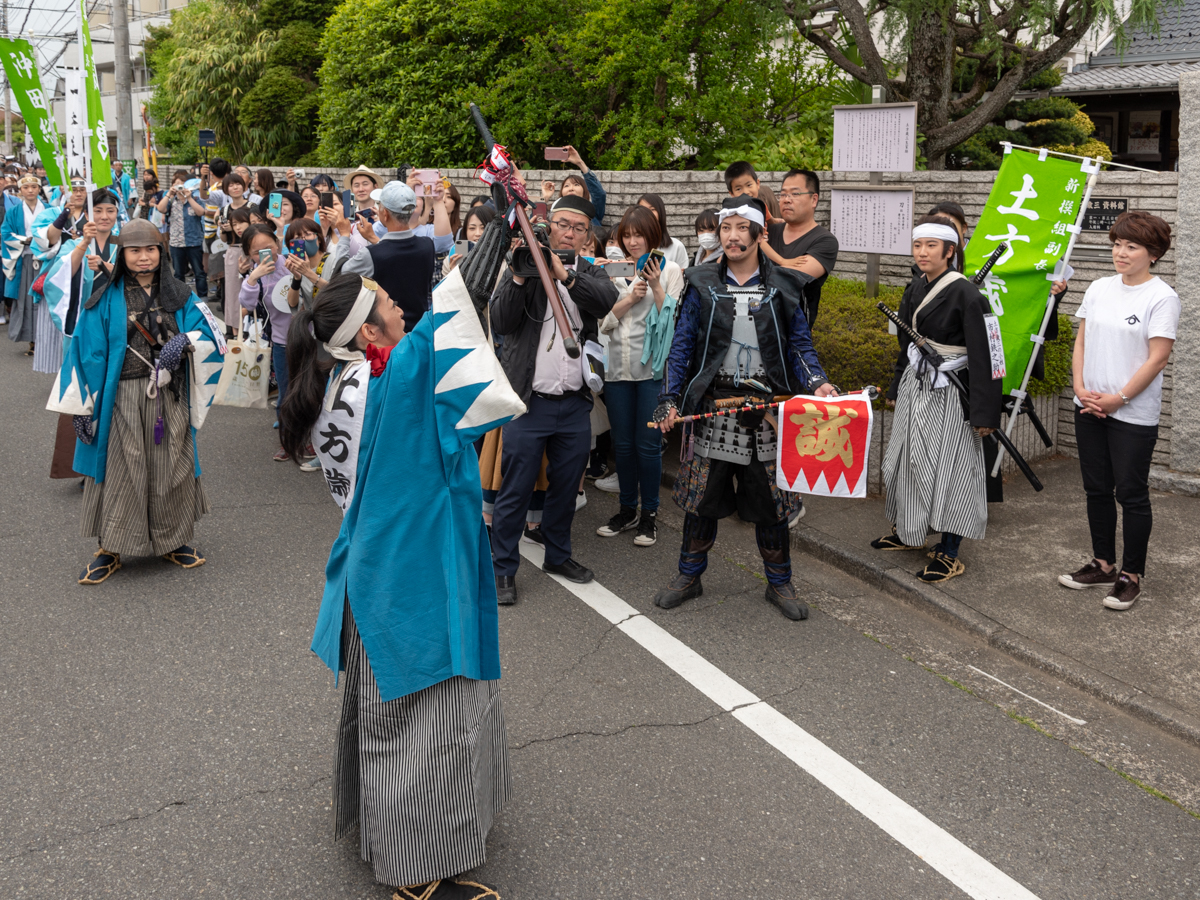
[1059,211,1179,611]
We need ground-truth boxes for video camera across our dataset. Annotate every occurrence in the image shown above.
[508,220,574,279]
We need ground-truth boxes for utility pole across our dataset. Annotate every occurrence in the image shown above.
[2,0,10,157]
[113,0,134,163]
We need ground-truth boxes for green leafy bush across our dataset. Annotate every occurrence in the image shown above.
[1027,312,1074,398]
[810,277,905,402]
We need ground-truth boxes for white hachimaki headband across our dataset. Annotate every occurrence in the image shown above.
[912,223,960,244]
[323,277,379,408]
[717,204,765,228]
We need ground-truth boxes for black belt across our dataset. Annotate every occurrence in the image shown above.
[531,388,590,402]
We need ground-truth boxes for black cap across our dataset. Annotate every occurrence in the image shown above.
[550,194,596,222]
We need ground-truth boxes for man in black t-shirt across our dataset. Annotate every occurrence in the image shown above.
[760,168,838,326]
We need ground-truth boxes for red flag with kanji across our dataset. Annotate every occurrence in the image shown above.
[776,393,874,498]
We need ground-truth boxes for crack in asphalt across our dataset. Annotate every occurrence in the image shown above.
[529,612,639,712]
[4,775,332,863]
[511,686,803,751]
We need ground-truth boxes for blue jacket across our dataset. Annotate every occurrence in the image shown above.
[47,273,224,482]
[2,199,45,299]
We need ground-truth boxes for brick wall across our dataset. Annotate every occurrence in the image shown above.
[282,165,1179,466]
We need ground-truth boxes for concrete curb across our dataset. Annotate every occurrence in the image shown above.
[789,523,1200,749]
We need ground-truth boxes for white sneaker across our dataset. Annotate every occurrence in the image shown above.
[575,490,587,511]
[788,501,806,528]
[595,472,620,493]
[299,457,322,472]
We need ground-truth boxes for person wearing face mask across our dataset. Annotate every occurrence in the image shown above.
[48,218,226,585]
[3,174,48,354]
[652,196,835,620]
[277,265,524,898]
[693,208,722,266]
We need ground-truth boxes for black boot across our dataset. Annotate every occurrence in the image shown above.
[764,582,809,620]
[654,573,703,609]
[757,520,807,620]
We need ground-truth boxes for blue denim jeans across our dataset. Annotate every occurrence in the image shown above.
[272,341,289,425]
[169,244,208,297]
[604,378,662,513]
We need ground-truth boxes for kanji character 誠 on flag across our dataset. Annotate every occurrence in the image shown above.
[776,392,875,499]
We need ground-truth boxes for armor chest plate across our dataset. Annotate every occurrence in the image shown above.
[717,286,767,384]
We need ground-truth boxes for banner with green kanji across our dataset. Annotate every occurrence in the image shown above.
[0,39,68,187]
[966,148,1086,394]
[78,0,112,188]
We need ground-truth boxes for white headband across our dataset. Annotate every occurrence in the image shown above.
[717,204,765,228]
[322,279,378,408]
[912,223,960,244]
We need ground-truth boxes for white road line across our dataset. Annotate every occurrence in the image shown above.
[519,544,1042,900]
[968,665,1087,725]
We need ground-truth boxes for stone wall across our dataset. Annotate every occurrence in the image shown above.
[284,164,1182,481]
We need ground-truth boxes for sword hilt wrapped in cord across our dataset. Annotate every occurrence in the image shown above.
[970,242,1008,286]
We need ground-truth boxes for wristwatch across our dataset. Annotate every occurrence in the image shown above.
[1118,391,1131,405]
[562,269,576,289]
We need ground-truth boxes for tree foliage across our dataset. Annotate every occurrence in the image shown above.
[947,95,1111,169]
[317,0,842,169]
[782,0,1171,167]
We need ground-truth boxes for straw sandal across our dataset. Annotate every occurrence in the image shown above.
[79,549,121,585]
[162,545,206,569]
[917,552,965,583]
[394,880,501,900]
[870,526,926,551]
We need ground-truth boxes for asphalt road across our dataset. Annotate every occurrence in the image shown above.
[2,337,1198,899]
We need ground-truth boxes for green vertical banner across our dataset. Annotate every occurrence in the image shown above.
[0,39,68,186]
[966,148,1086,394]
[78,0,112,188]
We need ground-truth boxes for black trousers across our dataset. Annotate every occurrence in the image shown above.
[1074,408,1158,575]
[491,393,591,577]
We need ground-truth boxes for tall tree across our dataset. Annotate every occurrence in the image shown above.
[781,0,1168,167]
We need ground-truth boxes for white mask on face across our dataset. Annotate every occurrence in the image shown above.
[698,233,720,250]
[605,245,625,260]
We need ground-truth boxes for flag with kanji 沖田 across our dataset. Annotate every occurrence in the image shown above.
[776,393,874,498]
[967,147,1092,394]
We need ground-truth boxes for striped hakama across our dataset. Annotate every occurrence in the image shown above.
[883,366,987,547]
[6,249,35,343]
[81,376,209,556]
[334,604,510,888]
[32,298,63,374]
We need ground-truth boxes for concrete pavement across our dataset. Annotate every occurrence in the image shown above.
[2,339,1199,899]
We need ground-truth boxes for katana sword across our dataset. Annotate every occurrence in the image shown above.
[876,301,1043,492]
[970,242,1007,285]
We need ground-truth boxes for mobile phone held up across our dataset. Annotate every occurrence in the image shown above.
[605,261,636,278]
[268,192,283,219]
[257,249,273,266]
[450,239,471,258]
[356,207,377,224]
[319,191,336,210]
[413,169,440,194]
[543,147,571,161]
[287,239,306,257]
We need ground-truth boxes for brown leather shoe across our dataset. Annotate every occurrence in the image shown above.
[1058,559,1118,590]
[1102,573,1141,610]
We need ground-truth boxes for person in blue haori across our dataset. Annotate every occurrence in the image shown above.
[47,219,226,585]
[3,174,48,353]
[278,264,524,898]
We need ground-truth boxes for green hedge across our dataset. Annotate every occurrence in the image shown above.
[811,277,904,401]
[811,279,1075,401]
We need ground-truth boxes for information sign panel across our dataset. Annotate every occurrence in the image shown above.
[832,103,918,173]
[830,187,915,256]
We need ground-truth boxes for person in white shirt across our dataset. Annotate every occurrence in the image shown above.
[595,205,683,548]
[1059,211,1179,611]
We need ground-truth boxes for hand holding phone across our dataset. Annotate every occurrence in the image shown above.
[287,239,306,257]
[268,192,283,219]
[319,191,335,209]
[258,248,273,266]
[543,147,571,161]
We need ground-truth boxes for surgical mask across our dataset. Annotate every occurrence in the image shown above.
[698,233,720,251]
[605,245,625,260]
[304,238,319,257]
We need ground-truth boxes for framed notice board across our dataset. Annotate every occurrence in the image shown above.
[830,186,915,256]
[832,103,918,173]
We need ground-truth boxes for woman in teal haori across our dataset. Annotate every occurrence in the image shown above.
[46,218,226,585]
[3,174,48,353]
[278,267,525,898]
